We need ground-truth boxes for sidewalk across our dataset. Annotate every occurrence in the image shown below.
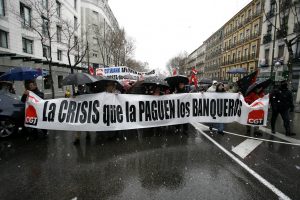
[295,103,300,113]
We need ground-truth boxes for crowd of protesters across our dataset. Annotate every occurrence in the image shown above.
[1,71,295,143]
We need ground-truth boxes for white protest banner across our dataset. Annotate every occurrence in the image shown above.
[96,66,156,80]
[25,92,269,131]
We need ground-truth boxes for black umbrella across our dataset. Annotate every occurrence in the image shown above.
[164,75,189,88]
[245,79,273,96]
[62,73,100,86]
[142,76,169,90]
[199,78,213,84]
[89,78,124,92]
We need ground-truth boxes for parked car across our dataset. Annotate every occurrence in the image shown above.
[0,91,25,138]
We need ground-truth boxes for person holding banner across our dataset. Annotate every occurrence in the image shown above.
[21,80,44,103]
[175,81,189,133]
[244,86,265,136]
[106,81,121,94]
[22,79,47,138]
[214,82,226,135]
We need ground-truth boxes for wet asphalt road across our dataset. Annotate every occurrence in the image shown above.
[0,124,299,200]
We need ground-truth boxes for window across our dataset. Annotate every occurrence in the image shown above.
[93,11,98,21]
[42,45,49,57]
[58,75,63,88]
[256,2,261,13]
[74,0,77,10]
[0,0,5,16]
[93,37,97,45]
[246,29,250,38]
[22,38,33,54]
[295,40,300,57]
[238,51,241,59]
[42,17,49,35]
[244,48,248,57]
[248,9,251,17]
[44,75,51,89]
[234,36,237,44]
[0,30,8,48]
[240,32,244,40]
[265,49,270,60]
[252,45,257,56]
[267,24,272,34]
[74,16,78,28]
[57,25,62,42]
[278,45,285,58]
[42,0,48,9]
[57,49,62,61]
[270,1,275,12]
[20,3,31,27]
[56,1,61,18]
[254,24,259,34]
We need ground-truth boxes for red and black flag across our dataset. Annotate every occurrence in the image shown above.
[237,70,258,96]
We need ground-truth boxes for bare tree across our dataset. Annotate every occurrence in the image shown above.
[166,52,188,75]
[12,0,60,98]
[263,0,300,83]
[126,59,149,72]
[94,20,113,67]
[110,29,135,66]
[61,19,88,74]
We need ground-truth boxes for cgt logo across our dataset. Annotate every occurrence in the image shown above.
[247,102,265,125]
[25,105,38,126]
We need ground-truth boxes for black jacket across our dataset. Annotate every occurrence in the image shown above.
[21,89,44,103]
[270,87,294,111]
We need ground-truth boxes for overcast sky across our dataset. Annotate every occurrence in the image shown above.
[109,0,252,72]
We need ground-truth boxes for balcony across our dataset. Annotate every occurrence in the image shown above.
[263,33,272,44]
[294,23,300,33]
[266,10,275,19]
[276,27,288,39]
[259,59,269,67]
[280,0,292,11]
[241,55,249,62]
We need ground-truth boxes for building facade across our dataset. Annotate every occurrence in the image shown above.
[204,28,223,80]
[80,0,119,69]
[259,0,300,102]
[187,43,206,79]
[0,0,119,98]
[220,0,263,82]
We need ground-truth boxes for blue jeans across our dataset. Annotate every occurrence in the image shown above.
[215,123,224,132]
[209,123,224,132]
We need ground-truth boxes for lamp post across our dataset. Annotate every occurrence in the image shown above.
[270,1,278,80]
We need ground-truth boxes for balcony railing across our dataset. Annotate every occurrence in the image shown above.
[294,23,300,33]
[266,10,275,19]
[276,27,288,39]
[263,33,272,44]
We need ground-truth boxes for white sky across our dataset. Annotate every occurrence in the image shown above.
[109,0,252,71]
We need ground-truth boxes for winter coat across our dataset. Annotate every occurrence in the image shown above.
[21,88,44,103]
[270,87,294,111]
[207,85,216,92]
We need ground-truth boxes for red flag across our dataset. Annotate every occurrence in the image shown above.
[88,66,94,75]
[190,67,198,88]
[172,68,177,76]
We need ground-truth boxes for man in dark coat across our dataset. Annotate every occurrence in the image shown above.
[21,80,44,102]
[270,80,295,136]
